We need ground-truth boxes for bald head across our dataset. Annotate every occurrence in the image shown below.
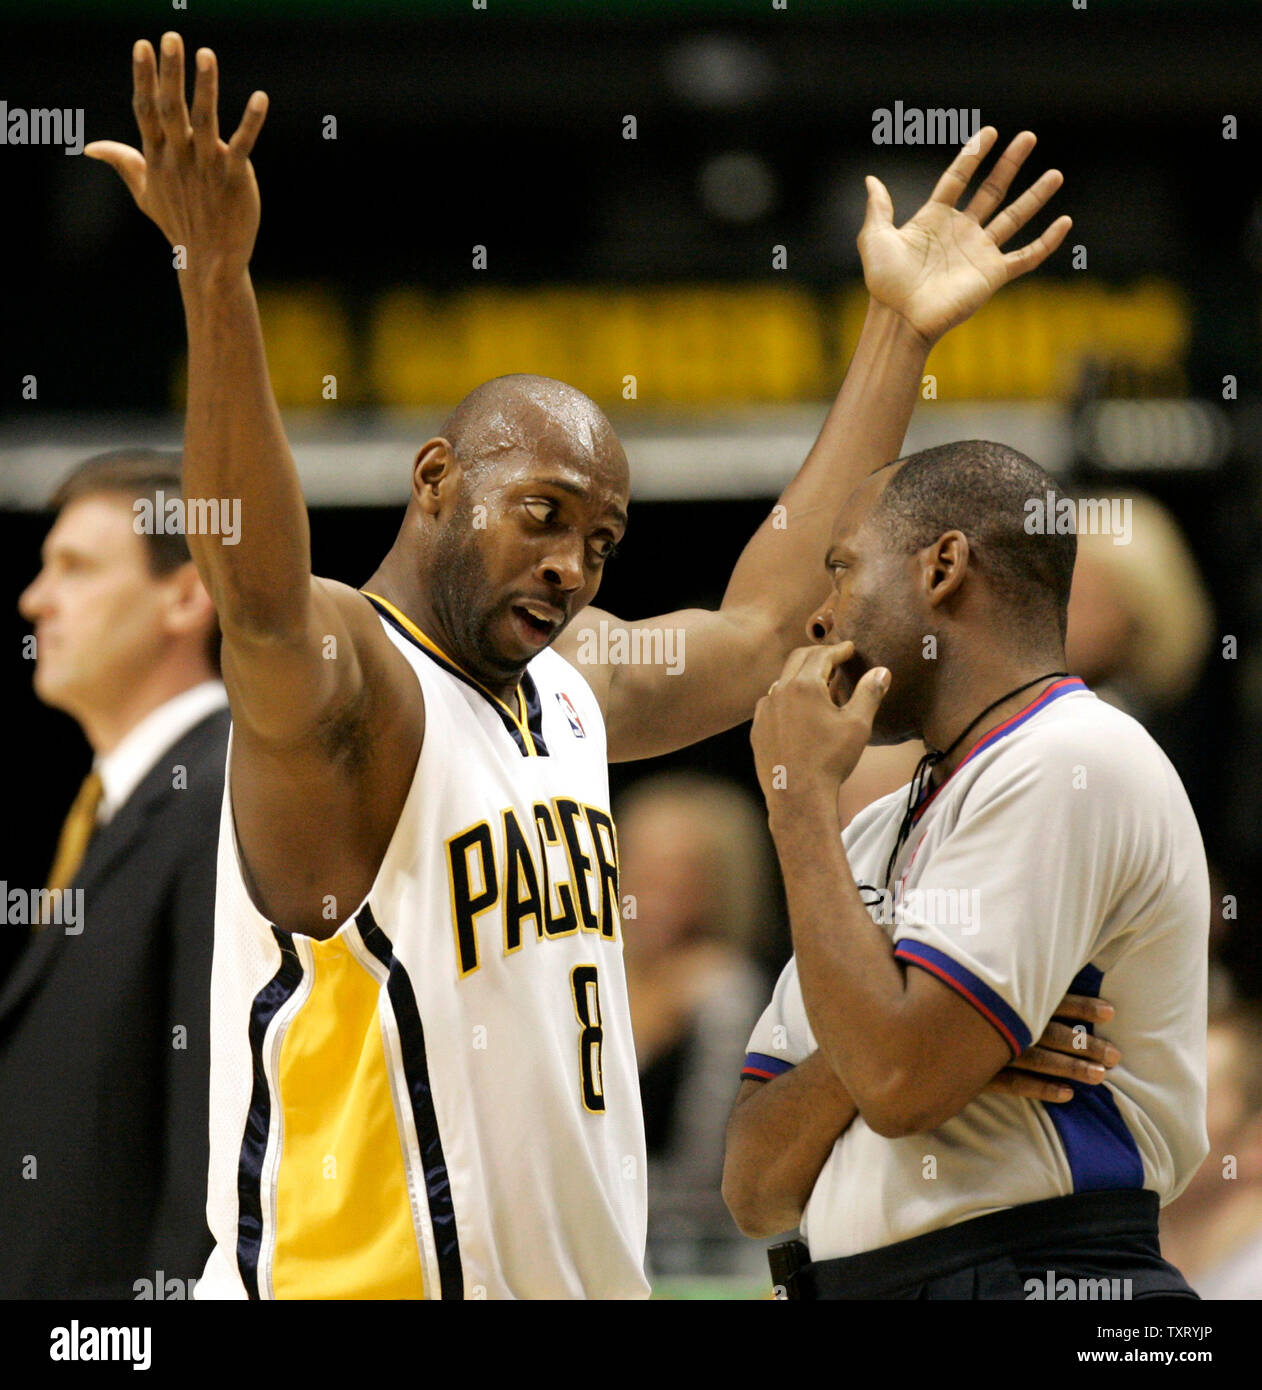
[440,374,627,489]
[381,374,630,689]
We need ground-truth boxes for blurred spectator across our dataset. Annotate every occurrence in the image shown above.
[0,449,226,1297]
[1160,1006,1262,1298]
[617,772,775,1278]
[1065,489,1214,720]
[1064,489,1243,1000]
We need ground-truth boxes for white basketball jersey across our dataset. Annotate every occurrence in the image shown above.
[197,593,649,1299]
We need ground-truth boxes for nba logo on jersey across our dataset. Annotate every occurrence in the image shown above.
[556,691,586,738]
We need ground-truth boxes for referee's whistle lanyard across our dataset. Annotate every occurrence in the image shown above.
[881,671,1069,892]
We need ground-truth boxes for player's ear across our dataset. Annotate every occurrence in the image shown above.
[161,560,217,645]
[413,438,457,517]
[923,530,969,608]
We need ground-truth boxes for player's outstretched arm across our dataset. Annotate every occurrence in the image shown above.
[566,129,1070,763]
[85,35,387,748]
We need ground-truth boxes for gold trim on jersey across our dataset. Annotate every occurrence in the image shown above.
[361,590,541,756]
[271,933,427,1299]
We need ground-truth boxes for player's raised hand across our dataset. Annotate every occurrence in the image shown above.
[858,127,1071,348]
[84,34,268,290]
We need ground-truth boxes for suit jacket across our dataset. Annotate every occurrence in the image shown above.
[0,706,229,1298]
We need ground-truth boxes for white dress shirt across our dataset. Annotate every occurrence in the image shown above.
[96,680,229,825]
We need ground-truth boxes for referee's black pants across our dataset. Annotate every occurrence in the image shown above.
[771,1190,1198,1300]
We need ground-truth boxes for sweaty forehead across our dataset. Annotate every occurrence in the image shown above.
[498,399,606,469]
[446,376,628,492]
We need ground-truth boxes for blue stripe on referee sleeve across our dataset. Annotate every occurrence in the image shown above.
[1045,962,1145,1193]
[893,939,1032,1058]
[741,1052,795,1081]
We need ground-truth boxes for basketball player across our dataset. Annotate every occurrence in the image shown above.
[726,442,1208,1299]
[85,34,1079,1298]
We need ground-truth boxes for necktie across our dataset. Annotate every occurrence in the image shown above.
[44,769,105,895]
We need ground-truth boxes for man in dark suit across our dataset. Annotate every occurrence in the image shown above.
[1,448,227,1298]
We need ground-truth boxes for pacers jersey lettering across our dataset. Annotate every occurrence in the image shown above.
[447,799,620,975]
[197,594,648,1301]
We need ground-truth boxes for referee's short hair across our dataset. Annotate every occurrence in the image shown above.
[49,447,221,675]
[872,439,1076,644]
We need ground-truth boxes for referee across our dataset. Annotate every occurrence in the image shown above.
[723,440,1208,1300]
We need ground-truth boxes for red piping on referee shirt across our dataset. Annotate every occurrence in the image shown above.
[909,677,1088,828]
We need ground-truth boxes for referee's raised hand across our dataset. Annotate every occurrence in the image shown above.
[751,641,890,808]
[84,34,268,291]
[859,127,1071,349]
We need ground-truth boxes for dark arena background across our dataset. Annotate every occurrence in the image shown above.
[0,0,1258,1341]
